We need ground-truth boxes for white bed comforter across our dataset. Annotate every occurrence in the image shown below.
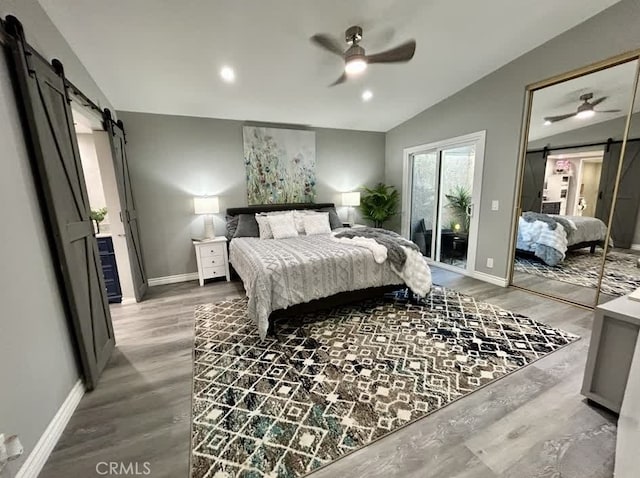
[517,217,568,264]
[229,234,405,339]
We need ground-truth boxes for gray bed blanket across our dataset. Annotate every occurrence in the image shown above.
[334,227,419,270]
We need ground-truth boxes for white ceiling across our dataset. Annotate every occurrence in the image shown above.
[39,0,620,132]
[528,59,638,141]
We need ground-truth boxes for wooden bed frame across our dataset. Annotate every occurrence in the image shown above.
[225,203,403,336]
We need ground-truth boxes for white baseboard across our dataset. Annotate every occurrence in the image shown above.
[120,297,137,305]
[16,380,85,478]
[631,244,640,251]
[472,270,509,287]
[148,272,199,287]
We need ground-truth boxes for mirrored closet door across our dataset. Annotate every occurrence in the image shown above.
[511,54,640,307]
[598,74,640,304]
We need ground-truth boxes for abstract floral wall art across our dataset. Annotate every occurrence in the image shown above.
[243,126,316,204]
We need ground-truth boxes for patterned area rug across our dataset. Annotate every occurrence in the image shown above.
[514,249,640,297]
[190,287,579,478]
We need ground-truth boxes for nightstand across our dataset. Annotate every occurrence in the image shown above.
[194,237,230,286]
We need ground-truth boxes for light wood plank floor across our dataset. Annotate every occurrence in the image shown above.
[41,268,617,478]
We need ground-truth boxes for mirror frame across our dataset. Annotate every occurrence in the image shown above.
[508,48,640,308]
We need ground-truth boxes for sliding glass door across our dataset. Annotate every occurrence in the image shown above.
[404,133,484,274]
[437,144,476,269]
[409,151,438,259]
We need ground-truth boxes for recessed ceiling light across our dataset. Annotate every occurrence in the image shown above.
[220,66,235,83]
[543,119,552,126]
[362,90,373,101]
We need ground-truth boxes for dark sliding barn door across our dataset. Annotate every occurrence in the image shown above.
[520,150,547,213]
[104,111,148,301]
[5,17,114,390]
[595,141,620,225]
[608,141,640,249]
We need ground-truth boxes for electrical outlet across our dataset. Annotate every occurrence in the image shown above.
[491,200,499,211]
[486,257,494,268]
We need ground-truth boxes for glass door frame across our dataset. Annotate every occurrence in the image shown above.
[402,130,486,276]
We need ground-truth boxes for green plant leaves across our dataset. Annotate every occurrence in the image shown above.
[358,183,399,228]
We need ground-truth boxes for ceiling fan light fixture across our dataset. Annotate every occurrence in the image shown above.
[544,119,552,126]
[345,57,367,76]
[576,109,595,119]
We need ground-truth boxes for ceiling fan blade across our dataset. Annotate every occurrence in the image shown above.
[366,39,416,64]
[590,96,607,107]
[328,72,348,87]
[311,34,345,56]
[544,113,577,123]
[595,109,622,113]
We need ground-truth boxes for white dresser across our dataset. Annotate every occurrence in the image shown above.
[193,237,230,286]
[582,295,640,413]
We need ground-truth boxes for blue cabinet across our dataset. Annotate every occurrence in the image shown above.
[97,236,122,304]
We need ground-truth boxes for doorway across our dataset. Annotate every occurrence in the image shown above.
[71,106,137,304]
[402,131,485,274]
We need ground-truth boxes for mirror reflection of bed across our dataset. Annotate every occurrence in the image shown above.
[511,57,640,306]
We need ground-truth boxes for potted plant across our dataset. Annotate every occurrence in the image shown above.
[90,207,108,234]
[359,183,399,228]
[444,186,471,233]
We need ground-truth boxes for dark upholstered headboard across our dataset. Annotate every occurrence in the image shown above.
[226,203,335,217]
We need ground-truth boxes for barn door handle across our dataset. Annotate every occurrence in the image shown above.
[598,191,603,200]
[537,191,541,198]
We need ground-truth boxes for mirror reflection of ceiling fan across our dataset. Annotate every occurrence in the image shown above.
[543,93,621,124]
[310,26,416,86]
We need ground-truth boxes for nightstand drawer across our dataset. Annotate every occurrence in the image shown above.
[199,245,224,258]
[200,255,225,268]
[202,265,226,279]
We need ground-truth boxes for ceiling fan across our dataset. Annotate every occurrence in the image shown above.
[543,93,621,124]
[311,26,416,86]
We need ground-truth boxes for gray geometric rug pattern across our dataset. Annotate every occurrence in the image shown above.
[190,287,579,478]
[514,249,640,297]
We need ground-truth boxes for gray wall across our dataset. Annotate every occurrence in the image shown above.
[385,0,640,280]
[0,0,113,474]
[117,111,386,279]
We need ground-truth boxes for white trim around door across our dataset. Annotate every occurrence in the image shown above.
[402,130,486,275]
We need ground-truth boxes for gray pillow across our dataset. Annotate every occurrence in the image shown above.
[318,207,342,230]
[226,215,239,241]
[233,214,260,238]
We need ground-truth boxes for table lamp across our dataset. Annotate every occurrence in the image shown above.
[194,196,219,239]
[342,191,361,226]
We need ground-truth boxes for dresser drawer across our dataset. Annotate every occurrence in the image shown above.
[200,254,225,268]
[202,265,226,279]
[199,244,224,258]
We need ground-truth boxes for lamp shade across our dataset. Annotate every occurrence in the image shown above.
[342,191,361,207]
[193,196,220,215]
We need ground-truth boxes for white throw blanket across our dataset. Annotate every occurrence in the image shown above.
[331,235,432,297]
[517,217,568,260]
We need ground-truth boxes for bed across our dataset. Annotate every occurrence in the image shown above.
[516,212,607,266]
[226,203,421,339]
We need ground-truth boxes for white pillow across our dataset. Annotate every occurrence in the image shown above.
[255,214,273,239]
[268,212,299,239]
[303,213,331,235]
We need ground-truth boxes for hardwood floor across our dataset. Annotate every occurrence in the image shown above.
[41,268,617,478]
